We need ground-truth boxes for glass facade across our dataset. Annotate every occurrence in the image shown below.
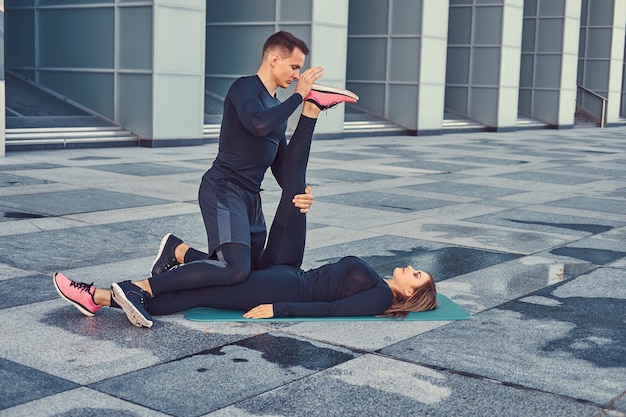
[3,0,626,153]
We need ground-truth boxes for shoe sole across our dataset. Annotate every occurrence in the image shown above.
[111,283,153,328]
[53,272,96,317]
[311,84,359,100]
[150,233,173,277]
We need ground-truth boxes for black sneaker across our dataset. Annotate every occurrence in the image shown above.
[150,233,183,277]
[111,281,153,328]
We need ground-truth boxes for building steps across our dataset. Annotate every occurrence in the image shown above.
[6,126,139,151]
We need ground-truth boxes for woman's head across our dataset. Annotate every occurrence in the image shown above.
[384,266,437,318]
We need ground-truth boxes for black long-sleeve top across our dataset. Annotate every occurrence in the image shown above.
[210,75,303,192]
[272,256,394,317]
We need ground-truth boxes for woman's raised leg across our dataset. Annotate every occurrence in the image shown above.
[259,106,319,269]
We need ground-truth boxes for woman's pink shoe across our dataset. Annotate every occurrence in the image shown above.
[305,84,359,110]
[53,272,102,317]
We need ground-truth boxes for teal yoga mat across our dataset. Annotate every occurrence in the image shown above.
[184,294,470,322]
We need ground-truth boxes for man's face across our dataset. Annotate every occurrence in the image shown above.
[271,47,306,89]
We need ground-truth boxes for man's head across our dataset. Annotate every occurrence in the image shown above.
[259,31,309,92]
[262,30,309,60]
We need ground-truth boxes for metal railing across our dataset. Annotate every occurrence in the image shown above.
[576,84,607,127]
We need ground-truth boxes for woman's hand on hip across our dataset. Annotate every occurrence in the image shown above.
[243,304,275,319]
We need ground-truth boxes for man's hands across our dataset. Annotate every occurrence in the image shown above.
[295,66,324,100]
[243,304,274,319]
[292,185,313,213]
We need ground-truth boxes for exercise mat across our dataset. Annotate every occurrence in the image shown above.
[184,294,470,322]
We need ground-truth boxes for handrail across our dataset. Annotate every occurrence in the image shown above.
[577,84,607,101]
[576,84,607,127]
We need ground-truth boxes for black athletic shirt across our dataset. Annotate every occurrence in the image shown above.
[273,256,394,317]
[211,75,304,192]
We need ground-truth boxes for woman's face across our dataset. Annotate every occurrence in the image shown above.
[392,265,431,294]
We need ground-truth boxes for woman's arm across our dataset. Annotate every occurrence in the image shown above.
[244,286,393,318]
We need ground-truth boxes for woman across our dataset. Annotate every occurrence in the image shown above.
[53,95,437,328]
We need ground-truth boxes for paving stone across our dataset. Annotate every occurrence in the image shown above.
[0,173,51,187]
[0,274,58,309]
[207,354,603,417]
[90,333,356,416]
[308,168,397,182]
[495,171,598,185]
[0,358,78,411]
[404,181,525,198]
[0,189,171,217]
[0,387,170,417]
[89,162,200,176]
[465,208,623,236]
[316,190,454,213]
[547,196,626,214]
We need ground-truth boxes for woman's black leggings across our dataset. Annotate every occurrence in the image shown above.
[146,115,316,310]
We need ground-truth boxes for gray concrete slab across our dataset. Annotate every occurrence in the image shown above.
[1,127,625,416]
[0,189,171,216]
[91,333,356,416]
[206,354,604,417]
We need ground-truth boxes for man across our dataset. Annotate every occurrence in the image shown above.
[150,30,357,282]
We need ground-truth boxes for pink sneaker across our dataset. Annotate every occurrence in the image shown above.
[53,272,102,317]
[305,84,359,110]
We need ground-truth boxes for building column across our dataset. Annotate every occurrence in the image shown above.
[445,0,523,131]
[0,2,4,157]
[559,0,583,127]
[141,0,206,147]
[607,0,626,124]
[578,0,626,126]
[417,0,449,135]
[309,0,349,136]
[519,0,581,128]
[494,0,524,131]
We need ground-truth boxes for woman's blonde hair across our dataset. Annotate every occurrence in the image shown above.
[382,273,437,318]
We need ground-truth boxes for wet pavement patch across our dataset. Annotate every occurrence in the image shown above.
[90,334,356,416]
[217,333,356,371]
[550,247,626,265]
[0,163,62,171]
[0,173,51,187]
[2,211,47,220]
[508,219,614,234]
[367,246,522,281]
[69,156,120,161]
[503,298,626,368]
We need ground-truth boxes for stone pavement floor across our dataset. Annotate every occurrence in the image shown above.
[0,127,625,417]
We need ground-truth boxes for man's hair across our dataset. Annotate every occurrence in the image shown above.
[262,30,309,58]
